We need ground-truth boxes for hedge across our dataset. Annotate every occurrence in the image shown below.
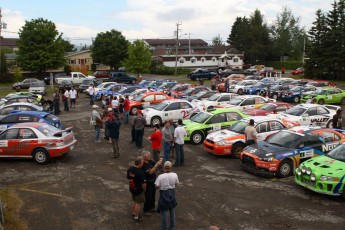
[265,61,303,70]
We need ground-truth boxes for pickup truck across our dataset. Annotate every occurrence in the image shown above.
[109,72,137,84]
[244,65,266,74]
[55,72,94,85]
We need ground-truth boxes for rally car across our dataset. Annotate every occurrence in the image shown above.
[229,80,257,95]
[183,108,249,144]
[196,93,238,110]
[95,83,127,100]
[142,99,200,126]
[295,143,345,198]
[0,111,62,131]
[243,82,271,95]
[300,87,345,105]
[167,84,192,96]
[0,96,39,109]
[173,86,210,99]
[217,95,274,111]
[129,92,171,115]
[0,122,77,164]
[186,91,218,102]
[203,116,293,158]
[0,102,47,118]
[240,126,345,178]
[272,104,339,128]
[242,102,292,116]
[281,85,317,103]
[260,84,291,100]
[128,88,155,100]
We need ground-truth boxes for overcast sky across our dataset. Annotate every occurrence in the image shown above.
[1,0,334,45]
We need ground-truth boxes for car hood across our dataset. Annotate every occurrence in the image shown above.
[182,119,204,129]
[206,129,242,142]
[300,155,345,177]
[244,141,292,158]
[242,109,268,116]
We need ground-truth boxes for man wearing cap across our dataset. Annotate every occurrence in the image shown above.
[91,105,103,143]
[333,109,343,129]
[155,161,179,230]
[106,112,121,158]
[244,119,257,145]
[133,111,146,148]
[127,156,146,222]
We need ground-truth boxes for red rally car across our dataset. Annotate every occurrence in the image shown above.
[0,122,77,164]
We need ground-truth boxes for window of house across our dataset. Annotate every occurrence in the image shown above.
[212,57,217,62]
[201,57,206,62]
[179,58,185,63]
[233,58,239,63]
[191,58,197,64]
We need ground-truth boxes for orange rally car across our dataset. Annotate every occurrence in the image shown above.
[129,92,171,114]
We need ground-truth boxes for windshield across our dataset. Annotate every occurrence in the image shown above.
[259,103,275,111]
[183,88,194,94]
[228,121,247,134]
[253,82,263,87]
[133,94,145,101]
[285,106,306,116]
[314,88,327,95]
[171,85,181,91]
[290,86,303,92]
[194,91,205,97]
[154,102,168,111]
[190,112,212,123]
[228,98,243,105]
[82,79,92,84]
[237,81,246,86]
[157,83,169,89]
[208,94,220,101]
[327,144,345,162]
[267,130,301,148]
[118,87,128,93]
[275,79,284,84]
[148,81,163,87]
[37,124,61,137]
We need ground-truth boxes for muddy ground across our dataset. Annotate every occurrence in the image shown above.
[0,75,345,230]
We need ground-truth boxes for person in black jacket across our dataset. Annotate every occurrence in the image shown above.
[332,109,343,129]
[106,113,121,158]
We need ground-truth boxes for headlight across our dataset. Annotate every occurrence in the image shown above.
[320,176,339,181]
[296,168,302,176]
[301,166,306,173]
[310,173,316,181]
[259,157,273,162]
[306,167,312,175]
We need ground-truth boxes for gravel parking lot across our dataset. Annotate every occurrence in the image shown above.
[0,76,345,230]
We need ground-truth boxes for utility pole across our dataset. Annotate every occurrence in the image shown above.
[174,22,182,76]
[188,33,191,55]
[302,37,306,65]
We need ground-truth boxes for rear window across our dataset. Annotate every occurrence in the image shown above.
[37,124,60,137]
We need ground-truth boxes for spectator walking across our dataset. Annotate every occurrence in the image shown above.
[53,89,60,115]
[88,84,95,105]
[174,119,187,167]
[155,161,179,230]
[69,86,77,109]
[168,119,177,159]
[119,95,124,115]
[133,111,146,148]
[112,96,119,115]
[142,150,162,215]
[91,105,103,143]
[106,113,121,158]
[244,119,257,145]
[147,124,162,162]
[127,156,146,222]
[333,109,343,129]
[123,95,130,124]
[162,121,173,161]
[63,89,70,111]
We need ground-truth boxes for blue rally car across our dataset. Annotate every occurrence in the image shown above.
[0,111,62,131]
[243,82,271,95]
[281,85,317,103]
[95,83,127,100]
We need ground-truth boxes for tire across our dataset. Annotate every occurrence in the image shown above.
[272,94,278,100]
[33,148,50,164]
[341,98,345,106]
[318,99,325,105]
[207,106,214,110]
[277,160,293,178]
[130,107,138,115]
[326,119,333,128]
[231,142,245,159]
[150,116,162,127]
[293,96,300,103]
[238,89,243,95]
[190,131,204,145]
[131,79,137,84]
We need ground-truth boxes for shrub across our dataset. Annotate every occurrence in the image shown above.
[265,61,303,70]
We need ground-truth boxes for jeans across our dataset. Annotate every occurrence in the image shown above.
[54,102,60,115]
[95,126,101,141]
[160,208,175,230]
[163,141,171,161]
[144,182,156,212]
[174,143,184,166]
[135,128,144,147]
[90,95,94,105]
[111,138,119,157]
[124,110,129,124]
[64,99,69,111]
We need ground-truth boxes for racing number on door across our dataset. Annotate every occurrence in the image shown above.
[181,110,188,118]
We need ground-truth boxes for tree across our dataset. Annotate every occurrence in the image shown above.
[0,48,8,82]
[211,34,224,46]
[123,40,152,77]
[60,39,76,52]
[16,18,66,75]
[91,29,129,70]
[227,16,250,52]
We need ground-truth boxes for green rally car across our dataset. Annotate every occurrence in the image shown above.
[183,108,249,144]
[300,87,345,105]
[295,143,345,198]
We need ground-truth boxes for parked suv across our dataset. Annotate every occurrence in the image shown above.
[109,72,137,84]
[91,71,110,79]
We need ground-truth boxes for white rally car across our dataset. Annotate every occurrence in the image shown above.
[142,99,202,126]
[196,93,238,110]
[219,95,275,111]
[229,80,257,95]
[271,104,339,128]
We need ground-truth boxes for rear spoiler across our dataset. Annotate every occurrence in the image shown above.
[53,126,73,137]
[324,105,341,111]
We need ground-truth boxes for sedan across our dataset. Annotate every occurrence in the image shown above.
[0,102,46,118]
[0,122,77,164]
[12,78,40,90]
[242,102,292,116]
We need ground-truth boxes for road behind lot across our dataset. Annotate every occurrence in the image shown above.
[0,76,345,230]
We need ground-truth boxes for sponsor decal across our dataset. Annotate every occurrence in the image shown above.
[0,140,8,147]
[322,143,338,152]
[250,149,257,153]
[310,117,329,123]
[300,149,314,158]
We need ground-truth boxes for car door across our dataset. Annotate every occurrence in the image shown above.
[217,95,231,107]
[304,107,320,126]
[17,128,39,155]
[0,128,20,156]
[240,98,255,110]
[205,113,227,133]
[255,121,269,141]
[298,133,324,164]
[330,88,342,103]
[141,95,155,109]
[225,112,242,128]
[179,102,193,119]
[316,106,332,127]
[254,97,266,108]
[164,102,181,120]
[260,120,285,141]
[0,114,18,131]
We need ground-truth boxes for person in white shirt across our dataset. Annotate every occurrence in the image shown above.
[111,96,119,114]
[155,161,179,230]
[69,86,78,109]
[63,89,70,111]
[88,84,95,105]
[173,119,187,167]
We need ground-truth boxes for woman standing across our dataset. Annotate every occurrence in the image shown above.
[168,119,177,159]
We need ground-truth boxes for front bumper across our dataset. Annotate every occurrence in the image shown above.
[203,140,233,156]
[240,151,279,177]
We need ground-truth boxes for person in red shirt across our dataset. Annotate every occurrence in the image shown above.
[148,124,162,162]
[123,95,130,124]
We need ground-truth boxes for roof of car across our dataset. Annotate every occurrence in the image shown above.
[161,99,191,104]
[233,95,263,99]
[242,116,281,123]
[10,122,47,129]
[7,110,50,117]
[295,104,324,108]
[1,102,38,107]
[207,108,245,114]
